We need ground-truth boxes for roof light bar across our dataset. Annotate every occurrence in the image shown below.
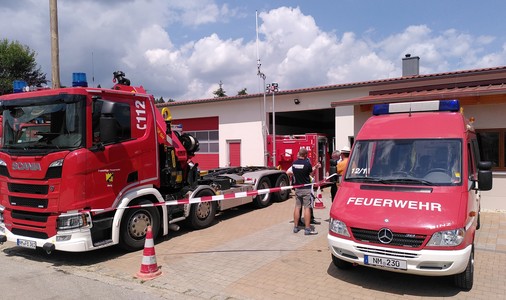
[372,100,460,115]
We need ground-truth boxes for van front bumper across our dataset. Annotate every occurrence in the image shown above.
[328,233,471,276]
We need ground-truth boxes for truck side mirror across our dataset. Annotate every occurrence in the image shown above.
[477,161,493,191]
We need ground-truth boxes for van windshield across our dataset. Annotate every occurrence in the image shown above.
[345,139,462,186]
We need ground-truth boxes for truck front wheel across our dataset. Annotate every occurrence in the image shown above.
[188,189,217,229]
[119,200,160,252]
[454,246,474,291]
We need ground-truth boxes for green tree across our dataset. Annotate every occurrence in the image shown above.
[237,88,247,95]
[0,39,47,95]
[213,80,227,97]
[155,96,165,104]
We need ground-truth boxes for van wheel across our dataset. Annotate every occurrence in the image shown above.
[476,210,481,230]
[254,177,272,208]
[119,199,160,252]
[454,247,474,291]
[331,254,353,270]
[188,189,217,229]
[274,174,290,202]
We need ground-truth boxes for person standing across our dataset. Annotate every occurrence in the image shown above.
[337,146,351,178]
[328,150,341,202]
[292,148,319,235]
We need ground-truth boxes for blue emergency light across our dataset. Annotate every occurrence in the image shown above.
[372,99,460,115]
[72,72,88,87]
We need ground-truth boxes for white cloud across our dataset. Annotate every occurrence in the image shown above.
[1,1,505,101]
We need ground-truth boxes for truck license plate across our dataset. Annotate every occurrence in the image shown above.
[364,255,407,270]
[17,239,37,249]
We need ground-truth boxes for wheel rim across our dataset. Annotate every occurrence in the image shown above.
[196,202,211,219]
[127,210,151,239]
[258,181,270,204]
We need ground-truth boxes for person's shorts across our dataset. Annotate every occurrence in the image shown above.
[295,188,312,208]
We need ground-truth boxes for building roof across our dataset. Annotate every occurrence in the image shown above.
[158,65,506,107]
[331,83,506,107]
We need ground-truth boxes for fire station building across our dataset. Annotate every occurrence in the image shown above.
[159,56,506,210]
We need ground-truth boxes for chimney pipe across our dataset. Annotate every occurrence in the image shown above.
[402,54,420,77]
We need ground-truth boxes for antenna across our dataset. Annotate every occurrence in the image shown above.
[256,10,268,167]
[91,51,95,84]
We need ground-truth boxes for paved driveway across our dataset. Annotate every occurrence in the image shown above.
[2,189,505,299]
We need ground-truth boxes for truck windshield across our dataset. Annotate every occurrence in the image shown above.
[345,139,462,186]
[1,95,84,151]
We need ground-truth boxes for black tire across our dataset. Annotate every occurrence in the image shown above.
[476,209,481,230]
[187,189,217,229]
[253,177,272,208]
[274,173,290,202]
[331,254,353,270]
[454,246,474,291]
[119,199,160,252]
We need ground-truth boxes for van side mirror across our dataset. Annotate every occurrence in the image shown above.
[477,161,493,191]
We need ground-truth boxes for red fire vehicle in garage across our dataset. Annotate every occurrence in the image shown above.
[267,133,329,183]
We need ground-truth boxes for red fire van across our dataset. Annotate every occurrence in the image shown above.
[327,100,492,290]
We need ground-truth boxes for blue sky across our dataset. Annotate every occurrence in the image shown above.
[1,0,506,100]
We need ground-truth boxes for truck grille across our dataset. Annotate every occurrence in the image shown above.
[11,210,49,223]
[9,196,48,208]
[8,183,49,195]
[351,228,426,248]
[12,228,48,239]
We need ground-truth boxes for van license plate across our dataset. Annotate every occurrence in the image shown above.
[364,255,407,270]
[17,239,37,249]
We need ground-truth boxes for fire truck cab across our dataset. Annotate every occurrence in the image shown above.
[327,100,493,290]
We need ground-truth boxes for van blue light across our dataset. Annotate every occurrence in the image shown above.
[373,100,460,115]
[72,73,88,87]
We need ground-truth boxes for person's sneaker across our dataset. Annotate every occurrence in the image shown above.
[310,219,321,225]
[304,227,318,235]
[293,227,301,233]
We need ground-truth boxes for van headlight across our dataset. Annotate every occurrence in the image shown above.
[329,218,351,237]
[427,228,465,246]
[57,213,89,230]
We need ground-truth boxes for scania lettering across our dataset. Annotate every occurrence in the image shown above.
[0,71,290,253]
[327,100,493,291]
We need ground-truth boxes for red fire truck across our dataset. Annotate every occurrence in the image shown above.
[327,100,493,290]
[267,133,329,183]
[0,72,290,253]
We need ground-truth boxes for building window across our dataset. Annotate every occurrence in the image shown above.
[476,129,505,170]
[186,130,219,153]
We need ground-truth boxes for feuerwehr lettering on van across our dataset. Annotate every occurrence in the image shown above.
[346,196,442,212]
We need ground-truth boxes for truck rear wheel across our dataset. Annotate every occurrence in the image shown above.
[119,199,160,252]
[253,177,272,208]
[331,254,353,270]
[454,246,474,290]
[188,189,217,229]
[274,173,290,202]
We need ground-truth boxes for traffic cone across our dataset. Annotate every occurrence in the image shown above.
[135,226,162,280]
[314,187,325,209]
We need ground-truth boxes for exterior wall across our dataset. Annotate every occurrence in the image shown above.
[464,103,506,211]
[335,105,354,150]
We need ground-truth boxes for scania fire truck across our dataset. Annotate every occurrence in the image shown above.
[0,72,290,253]
[327,100,493,290]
